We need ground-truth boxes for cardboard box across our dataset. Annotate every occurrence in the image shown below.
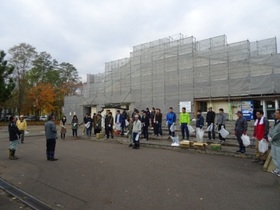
[96,133,104,139]
[193,142,207,149]
[180,140,191,149]
[210,143,221,151]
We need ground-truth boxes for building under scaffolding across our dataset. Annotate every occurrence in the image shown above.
[64,34,280,121]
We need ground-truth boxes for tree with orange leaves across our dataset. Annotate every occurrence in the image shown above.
[27,82,55,117]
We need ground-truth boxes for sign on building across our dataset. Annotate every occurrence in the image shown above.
[179,101,192,113]
[241,100,254,120]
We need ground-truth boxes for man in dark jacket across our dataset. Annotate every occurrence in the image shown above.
[45,114,58,161]
[206,107,216,140]
[105,112,114,139]
[8,115,21,160]
[235,111,248,153]
[141,110,150,140]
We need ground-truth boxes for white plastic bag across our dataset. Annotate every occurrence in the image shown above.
[171,135,180,146]
[196,128,204,142]
[241,134,250,147]
[258,139,268,153]
[207,123,213,131]
[170,123,176,132]
[135,133,140,141]
[125,119,129,127]
[187,125,195,134]
[219,126,229,138]
[115,123,121,131]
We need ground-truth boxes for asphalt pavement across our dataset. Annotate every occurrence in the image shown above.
[0,126,280,210]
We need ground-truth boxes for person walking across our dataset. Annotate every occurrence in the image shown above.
[60,116,67,140]
[71,115,79,140]
[180,107,190,140]
[166,107,176,138]
[216,108,226,144]
[132,115,142,149]
[206,107,216,141]
[16,115,27,143]
[268,109,280,176]
[234,111,248,153]
[8,115,21,160]
[252,110,269,165]
[45,114,58,161]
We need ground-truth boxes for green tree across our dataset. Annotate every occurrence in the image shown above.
[8,43,37,115]
[0,50,15,104]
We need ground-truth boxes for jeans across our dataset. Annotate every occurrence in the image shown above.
[236,133,245,152]
[72,129,77,137]
[46,139,56,159]
[168,124,175,137]
[181,123,189,139]
[154,123,162,136]
[86,127,92,136]
[142,125,148,139]
[207,123,216,140]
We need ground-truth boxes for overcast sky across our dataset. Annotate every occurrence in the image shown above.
[1,0,279,81]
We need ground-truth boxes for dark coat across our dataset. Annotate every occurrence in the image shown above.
[8,122,21,141]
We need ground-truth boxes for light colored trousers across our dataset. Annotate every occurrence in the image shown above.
[271,144,280,173]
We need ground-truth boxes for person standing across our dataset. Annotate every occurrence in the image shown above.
[115,110,121,131]
[252,110,269,165]
[141,110,149,140]
[127,118,134,147]
[132,115,142,149]
[150,107,156,132]
[85,114,92,138]
[16,115,27,143]
[71,115,79,140]
[45,114,58,161]
[92,113,97,136]
[8,115,21,160]
[166,107,176,138]
[120,111,126,136]
[196,110,204,129]
[268,109,280,176]
[60,116,67,140]
[105,112,114,139]
[206,107,216,141]
[94,114,102,135]
[154,108,162,137]
[216,108,226,144]
[234,111,248,153]
[180,107,190,140]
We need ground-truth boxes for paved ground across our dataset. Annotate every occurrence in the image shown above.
[0,127,280,210]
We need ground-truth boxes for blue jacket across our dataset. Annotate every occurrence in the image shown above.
[166,112,176,125]
[196,114,204,128]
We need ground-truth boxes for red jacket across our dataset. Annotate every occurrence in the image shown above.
[253,117,269,141]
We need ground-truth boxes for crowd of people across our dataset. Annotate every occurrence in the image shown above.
[6,107,280,177]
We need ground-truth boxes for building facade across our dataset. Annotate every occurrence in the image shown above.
[64,34,280,121]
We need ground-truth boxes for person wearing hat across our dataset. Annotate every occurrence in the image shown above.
[234,111,248,153]
[16,115,27,143]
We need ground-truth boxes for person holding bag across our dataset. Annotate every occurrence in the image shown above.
[216,108,226,144]
[252,110,269,165]
[234,111,248,153]
[269,109,280,177]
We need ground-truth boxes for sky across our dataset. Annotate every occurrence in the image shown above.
[1,0,280,82]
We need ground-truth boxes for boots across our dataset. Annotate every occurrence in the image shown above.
[9,149,18,160]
